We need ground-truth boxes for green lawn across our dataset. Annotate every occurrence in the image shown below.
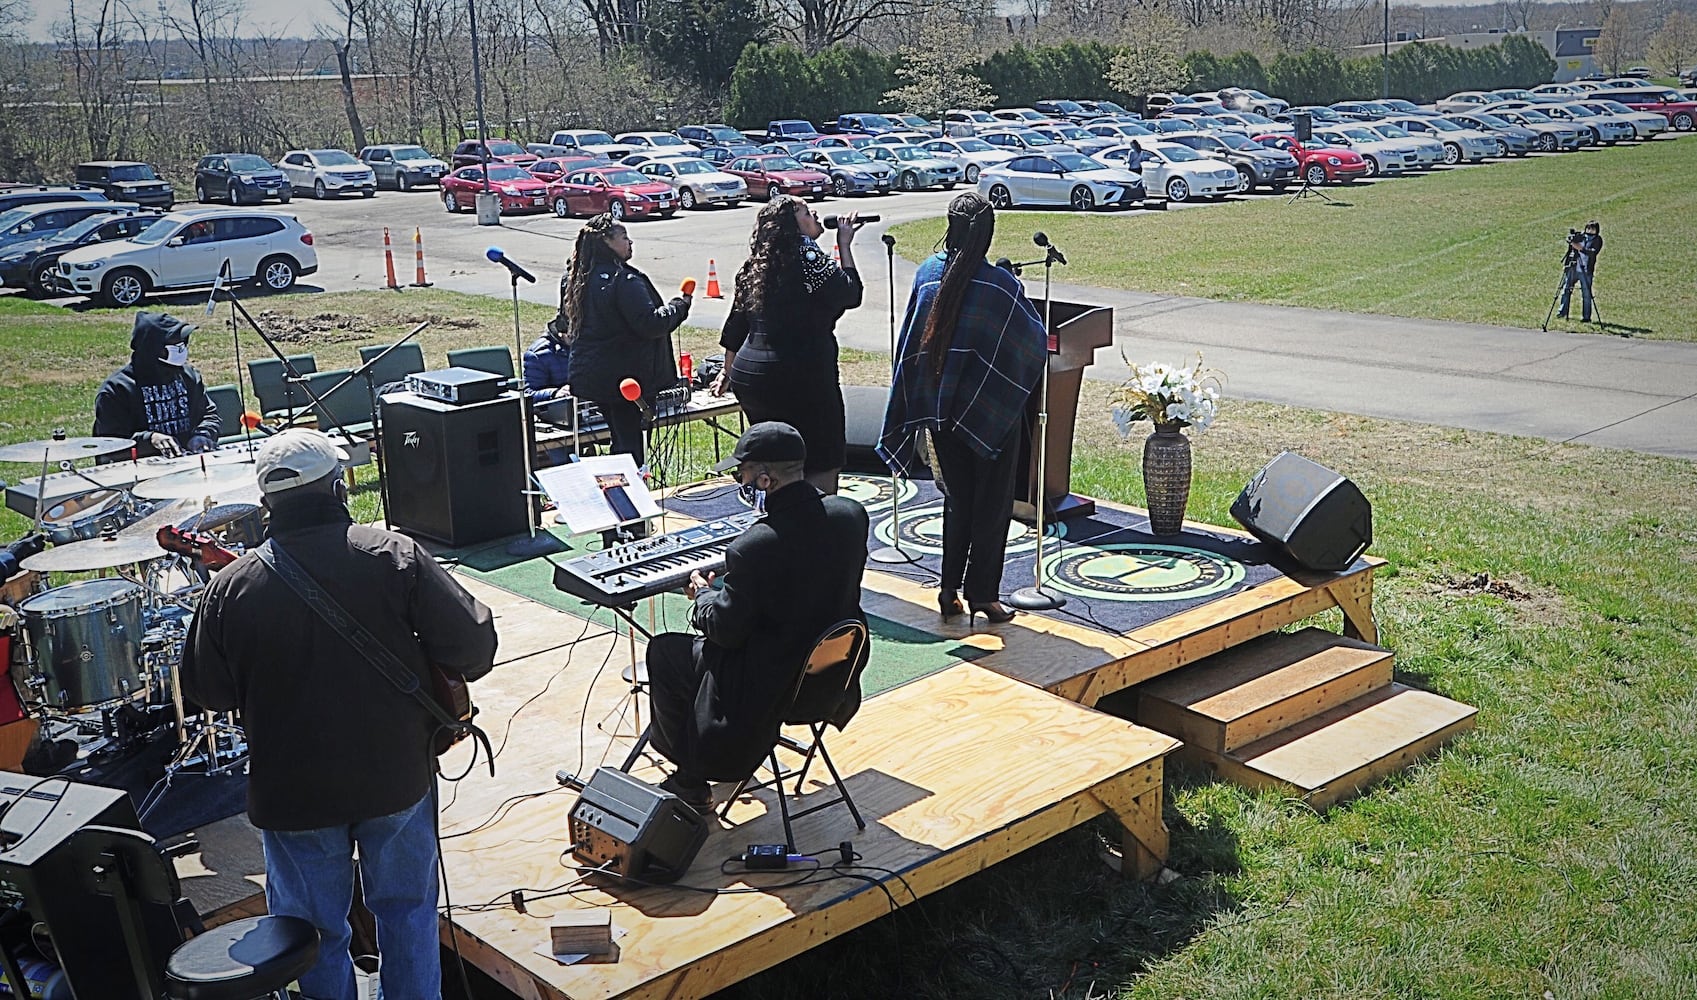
[5,290,1697,998]
[891,136,1697,340]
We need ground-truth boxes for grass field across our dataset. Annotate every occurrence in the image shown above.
[890,135,1697,340]
[5,290,1697,998]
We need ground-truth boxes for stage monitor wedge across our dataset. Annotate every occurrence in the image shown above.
[1231,451,1371,572]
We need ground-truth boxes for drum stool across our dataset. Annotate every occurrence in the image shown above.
[164,916,320,1000]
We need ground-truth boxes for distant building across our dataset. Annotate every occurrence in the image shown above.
[1350,28,1601,82]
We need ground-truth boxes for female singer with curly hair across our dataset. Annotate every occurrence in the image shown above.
[713,196,863,494]
[561,213,691,468]
[877,192,1047,625]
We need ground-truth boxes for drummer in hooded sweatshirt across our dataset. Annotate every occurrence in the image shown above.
[93,312,221,461]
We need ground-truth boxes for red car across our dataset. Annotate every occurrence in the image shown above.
[440,164,550,214]
[1253,134,1368,186]
[527,155,612,183]
[449,138,541,169]
[546,166,677,220]
[1596,88,1697,130]
[724,154,830,201]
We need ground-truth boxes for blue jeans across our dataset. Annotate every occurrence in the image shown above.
[1558,265,1594,320]
[262,791,441,1000]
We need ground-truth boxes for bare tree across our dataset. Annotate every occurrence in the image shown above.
[1593,7,1634,76]
[1649,10,1697,75]
[62,0,134,160]
[1105,6,1189,110]
[330,0,370,149]
[773,0,921,53]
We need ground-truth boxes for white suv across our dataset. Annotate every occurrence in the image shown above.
[56,207,317,307]
[278,149,377,199]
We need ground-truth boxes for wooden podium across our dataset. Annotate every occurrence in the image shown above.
[1014,299,1114,522]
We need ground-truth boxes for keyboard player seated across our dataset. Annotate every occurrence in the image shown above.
[643,422,869,816]
[523,318,575,426]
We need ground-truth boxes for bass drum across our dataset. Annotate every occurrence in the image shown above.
[19,579,145,710]
[39,489,154,545]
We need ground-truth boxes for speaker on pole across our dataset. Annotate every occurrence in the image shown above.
[1231,452,1370,572]
[1293,111,1313,143]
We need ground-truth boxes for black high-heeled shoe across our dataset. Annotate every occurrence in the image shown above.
[968,601,1016,625]
[938,590,964,620]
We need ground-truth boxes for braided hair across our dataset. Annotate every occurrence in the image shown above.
[734,195,807,314]
[561,214,621,341]
[918,191,996,380]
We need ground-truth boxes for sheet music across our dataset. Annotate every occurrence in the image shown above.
[535,454,661,535]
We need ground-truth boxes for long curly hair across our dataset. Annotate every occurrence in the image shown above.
[734,195,807,314]
[919,192,996,379]
[561,214,621,341]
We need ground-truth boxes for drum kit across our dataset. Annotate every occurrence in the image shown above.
[2,434,265,785]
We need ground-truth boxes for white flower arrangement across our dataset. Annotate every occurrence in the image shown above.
[1109,352,1223,436]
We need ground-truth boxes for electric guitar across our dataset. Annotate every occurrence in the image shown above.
[156,524,241,571]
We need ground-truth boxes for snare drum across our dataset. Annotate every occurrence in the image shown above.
[19,579,145,710]
[39,489,153,545]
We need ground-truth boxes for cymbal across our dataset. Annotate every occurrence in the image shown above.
[0,436,135,464]
[133,463,261,501]
[22,532,166,572]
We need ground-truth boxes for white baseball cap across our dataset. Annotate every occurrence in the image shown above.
[255,429,348,495]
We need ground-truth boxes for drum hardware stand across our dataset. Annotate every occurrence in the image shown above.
[352,321,430,528]
[869,232,920,566]
[213,278,355,445]
[1007,233,1068,614]
[1286,176,1334,204]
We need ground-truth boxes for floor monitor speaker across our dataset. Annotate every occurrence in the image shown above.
[1230,451,1370,572]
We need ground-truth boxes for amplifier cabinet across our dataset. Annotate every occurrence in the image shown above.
[381,391,527,547]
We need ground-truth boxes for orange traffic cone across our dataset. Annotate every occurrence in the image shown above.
[410,227,432,288]
[383,227,400,290]
[705,259,722,299]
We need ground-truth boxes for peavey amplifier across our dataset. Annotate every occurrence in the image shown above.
[407,366,506,406]
[568,767,707,884]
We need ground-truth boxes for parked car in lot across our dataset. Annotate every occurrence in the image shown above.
[0,207,157,296]
[1543,103,1637,144]
[1162,131,1299,192]
[862,144,961,190]
[794,147,894,195]
[547,129,640,160]
[831,113,903,135]
[55,207,316,307]
[546,166,677,220]
[1445,112,1537,155]
[724,154,830,201]
[892,114,941,136]
[1490,108,1584,150]
[1032,99,1094,122]
[1086,121,1158,144]
[1589,88,1697,130]
[920,137,1015,183]
[633,156,747,208]
[1031,124,1117,155]
[526,155,612,183]
[944,109,1002,136]
[194,153,290,204]
[1380,116,1497,162]
[358,145,449,190]
[0,200,137,251]
[977,152,1143,210]
[1582,100,1670,138]
[1435,91,1492,114]
[677,123,759,153]
[1252,134,1368,185]
[0,185,106,213]
[759,140,818,157]
[979,128,1076,156]
[440,164,549,214]
[1360,122,1445,165]
[279,149,376,198]
[1116,141,1238,202]
[450,138,540,169]
[1311,127,1415,177]
[73,161,174,208]
[990,108,1057,129]
[615,132,700,156]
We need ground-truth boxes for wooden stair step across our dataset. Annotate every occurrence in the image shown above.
[1181,683,1477,810]
[1136,627,1394,753]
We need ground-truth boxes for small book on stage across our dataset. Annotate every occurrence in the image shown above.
[535,454,661,536]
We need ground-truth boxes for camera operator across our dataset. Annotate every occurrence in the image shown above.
[1557,220,1603,323]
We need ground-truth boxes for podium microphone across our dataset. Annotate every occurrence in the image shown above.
[1033,232,1067,265]
[995,257,1022,275]
[620,378,654,423]
[486,246,537,282]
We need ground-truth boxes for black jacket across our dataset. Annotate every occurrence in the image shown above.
[181,495,497,830]
[567,254,689,406]
[721,243,863,378]
[686,482,869,781]
[92,312,220,458]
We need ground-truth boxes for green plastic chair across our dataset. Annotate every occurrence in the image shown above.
[446,346,514,379]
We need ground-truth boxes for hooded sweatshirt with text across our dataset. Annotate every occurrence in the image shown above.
[93,312,220,457]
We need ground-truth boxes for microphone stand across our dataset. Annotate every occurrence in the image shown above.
[869,231,919,566]
[1007,239,1068,613]
[351,321,430,528]
[216,282,364,459]
[212,260,256,455]
[501,266,554,557]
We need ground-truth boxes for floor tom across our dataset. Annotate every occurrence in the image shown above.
[19,578,146,710]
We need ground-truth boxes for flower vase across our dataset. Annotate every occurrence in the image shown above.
[1142,425,1192,536]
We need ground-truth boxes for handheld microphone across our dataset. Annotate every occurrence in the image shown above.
[1033,231,1067,265]
[204,259,230,317]
[680,277,697,296]
[619,378,654,422]
[822,214,880,229]
[240,412,279,436]
[486,246,536,282]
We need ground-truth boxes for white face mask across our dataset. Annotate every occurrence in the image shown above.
[163,342,189,366]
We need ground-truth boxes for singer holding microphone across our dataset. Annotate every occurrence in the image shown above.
[715,197,864,495]
[877,192,1046,625]
[559,214,690,469]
